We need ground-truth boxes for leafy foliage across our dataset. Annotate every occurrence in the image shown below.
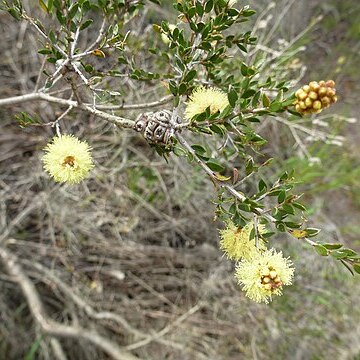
[1,0,359,302]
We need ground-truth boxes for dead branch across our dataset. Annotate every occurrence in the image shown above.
[0,245,141,360]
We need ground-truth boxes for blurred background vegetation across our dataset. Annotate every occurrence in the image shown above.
[0,0,359,359]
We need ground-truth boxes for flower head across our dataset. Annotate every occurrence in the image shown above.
[185,86,229,120]
[235,249,295,304]
[42,135,94,184]
[219,221,267,261]
[294,80,337,115]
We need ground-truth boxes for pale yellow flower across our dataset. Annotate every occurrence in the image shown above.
[219,221,267,261]
[235,249,295,304]
[42,135,94,184]
[185,86,229,120]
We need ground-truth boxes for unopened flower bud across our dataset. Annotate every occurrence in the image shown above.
[261,268,270,277]
[318,87,327,96]
[299,101,307,109]
[313,100,322,110]
[309,81,320,91]
[305,98,313,107]
[308,91,318,100]
[293,79,337,115]
[297,91,307,100]
[263,283,273,291]
[269,270,277,279]
[321,96,330,106]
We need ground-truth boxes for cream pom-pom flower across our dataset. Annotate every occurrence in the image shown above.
[42,135,94,184]
[185,86,229,120]
[235,249,295,304]
[219,221,267,261]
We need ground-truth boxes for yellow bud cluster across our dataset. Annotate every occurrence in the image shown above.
[294,80,337,115]
[261,268,283,291]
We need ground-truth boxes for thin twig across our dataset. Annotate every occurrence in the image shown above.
[0,92,135,128]
[21,256,194,353]
[0,246,141,360]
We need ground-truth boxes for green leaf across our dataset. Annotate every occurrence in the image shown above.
[195,1,204,16]
[321,243,343,250]
[38,48,52,55]
[276,222,286,232]
[210,124,225,135]
[282,204,295,215]
[242,9,256,17]
[314,244,328,256]
[269,101,282,112]
[331,250,349,259]
[8,8,21,20]
[241,89,256,99]
[68,3,79,19]
[277,190,286,203]
[305,228,321,237]
[178,82,187,95]
[206,160,225,173]
[184,69,197,82]
[262,93,270,107]
[353,264,360,275]
[258,179,267,192]
[48,30,56,44]
[173,145,187,157]
[25,337,43,360]
[205,0,213,13]
[240,63,248,76]
[168,81,178,96]
[228,86,238,107]
[80,19,93,30]
[56,9,65,25]
[245,158,255,175]
[191,144,206,155]
[292,202,306,211]
[39,0,48,12]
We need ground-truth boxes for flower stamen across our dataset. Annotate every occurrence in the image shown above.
[62,155,76,167]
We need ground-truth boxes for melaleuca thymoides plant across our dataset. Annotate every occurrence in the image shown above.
[1,0,359,303]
